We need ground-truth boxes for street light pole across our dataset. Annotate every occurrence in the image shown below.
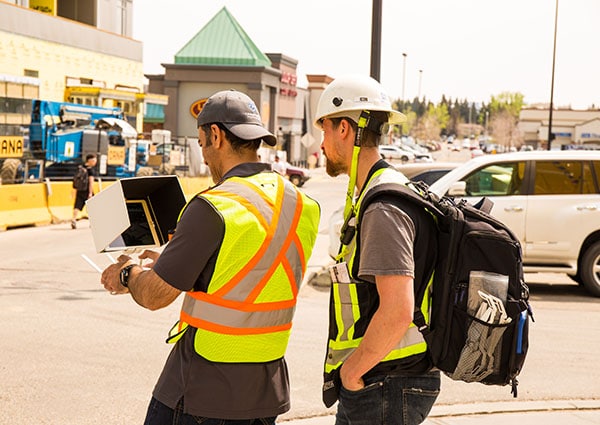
[402,53,407,100]
[418,69,423,99]
[547,0,559,151]
[370,0,382,81]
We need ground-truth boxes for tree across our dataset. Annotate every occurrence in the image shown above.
[489,92,524,118]
[414,103,449,141]
[490,110,523,149]
[489,92,524,148]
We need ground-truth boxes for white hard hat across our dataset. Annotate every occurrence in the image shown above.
[313,74,406,129]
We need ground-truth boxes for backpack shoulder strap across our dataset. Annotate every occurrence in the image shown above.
[357,179,442,336]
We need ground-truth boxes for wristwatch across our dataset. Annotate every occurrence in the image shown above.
[119,264,135,288]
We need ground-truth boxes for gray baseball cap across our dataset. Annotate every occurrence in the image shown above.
[197,90,277,146]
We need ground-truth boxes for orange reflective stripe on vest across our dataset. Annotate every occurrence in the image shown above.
[181,175,305,335]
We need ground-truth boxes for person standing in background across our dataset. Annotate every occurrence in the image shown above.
[71,153,97,229]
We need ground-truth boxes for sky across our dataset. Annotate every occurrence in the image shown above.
[132,0,600,109]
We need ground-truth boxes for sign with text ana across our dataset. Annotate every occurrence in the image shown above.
[0,136,24,158]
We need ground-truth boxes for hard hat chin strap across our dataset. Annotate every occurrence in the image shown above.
[337,110,372,261]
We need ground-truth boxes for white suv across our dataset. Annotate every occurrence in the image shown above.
[430,151,600,296]
[378,145,415,162]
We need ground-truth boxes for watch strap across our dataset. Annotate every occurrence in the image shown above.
[119,264,135,288]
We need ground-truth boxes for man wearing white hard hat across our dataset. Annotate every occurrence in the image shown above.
[316,75,440,424]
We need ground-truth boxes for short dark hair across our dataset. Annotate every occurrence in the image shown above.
[329,110,388,148]
[200,123,262,152]
[85,153,97,161]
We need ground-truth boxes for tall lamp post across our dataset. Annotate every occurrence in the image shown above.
[418,69,423,99]
[547,0,559,150]
[370,0,382,81]
[402,53,407,100]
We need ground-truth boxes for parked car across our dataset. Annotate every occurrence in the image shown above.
[470,148,484,158]
[397,143,433,162]
[378,145,415,162]
[285,163,311,187]
[328,161,460,258]
[429,151,600,296]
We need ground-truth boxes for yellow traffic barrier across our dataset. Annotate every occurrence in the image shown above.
[0,176,208,232]
[46,179,116,223]
[0,183,52,231]
[46,181,75,223]
[178,176,212,200]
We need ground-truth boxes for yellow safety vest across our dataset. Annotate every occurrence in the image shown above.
[325,167,432,375]
[169,172,320,363]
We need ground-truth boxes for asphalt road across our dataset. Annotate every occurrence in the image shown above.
[1,158,599,424]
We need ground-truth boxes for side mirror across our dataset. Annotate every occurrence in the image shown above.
[447,181,467,197]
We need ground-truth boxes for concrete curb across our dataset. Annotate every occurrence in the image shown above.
[278,399,600,423]
[428,398,600,417]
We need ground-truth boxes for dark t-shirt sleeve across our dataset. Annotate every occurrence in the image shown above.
[86,166,96,177]
[153,197,224,291]
[358,201,416,283]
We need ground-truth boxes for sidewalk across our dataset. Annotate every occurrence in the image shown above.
[280,399,600,424]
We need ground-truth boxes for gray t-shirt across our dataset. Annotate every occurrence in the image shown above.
[151,163,290,419]
[357,200,416,283]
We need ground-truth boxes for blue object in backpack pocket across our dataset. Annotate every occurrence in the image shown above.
[516,310,527,354]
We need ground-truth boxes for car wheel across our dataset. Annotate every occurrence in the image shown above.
[580,241,600,297]
[289,175,302,186]
[401,155,409,163]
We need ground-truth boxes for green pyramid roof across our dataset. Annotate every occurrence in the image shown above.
[174,7,271,67]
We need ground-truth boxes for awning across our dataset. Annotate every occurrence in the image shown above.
[144,103,165,123]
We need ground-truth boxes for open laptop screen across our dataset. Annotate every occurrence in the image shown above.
[107,200,160,251]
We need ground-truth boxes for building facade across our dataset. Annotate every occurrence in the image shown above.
[519,107,600,149]
[0,0,167,137]
[146,7,322,166]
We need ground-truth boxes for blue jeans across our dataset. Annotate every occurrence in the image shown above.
[335,371,440,425]
[144,397,277,425]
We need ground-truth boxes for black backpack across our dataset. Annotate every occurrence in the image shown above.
[359,180,533,397]
[72,165,89,191]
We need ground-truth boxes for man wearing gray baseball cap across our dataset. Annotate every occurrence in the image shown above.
[197,89,277,147]
[101,89,320,425]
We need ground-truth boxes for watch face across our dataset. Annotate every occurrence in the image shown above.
[120,266,131,287]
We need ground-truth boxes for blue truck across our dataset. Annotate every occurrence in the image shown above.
[0,99,153,184]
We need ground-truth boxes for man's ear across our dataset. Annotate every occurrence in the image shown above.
[210,124,223,148]
[339,118,354,142]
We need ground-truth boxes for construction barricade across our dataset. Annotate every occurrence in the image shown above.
[0,176,211,231]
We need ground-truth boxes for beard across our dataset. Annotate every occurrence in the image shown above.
[325,156,346,177]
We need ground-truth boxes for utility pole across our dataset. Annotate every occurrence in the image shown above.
[401,53,407,100]
[547,0,559,150]
[418,69,423,99]
[370,0,382,81]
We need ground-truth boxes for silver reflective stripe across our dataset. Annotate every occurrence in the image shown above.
[335,283,356,341]
[182,295,296,329]
[286,240,303,286]
[216,179,274,224]
[326,325,425,367]
[222,180,302,301]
